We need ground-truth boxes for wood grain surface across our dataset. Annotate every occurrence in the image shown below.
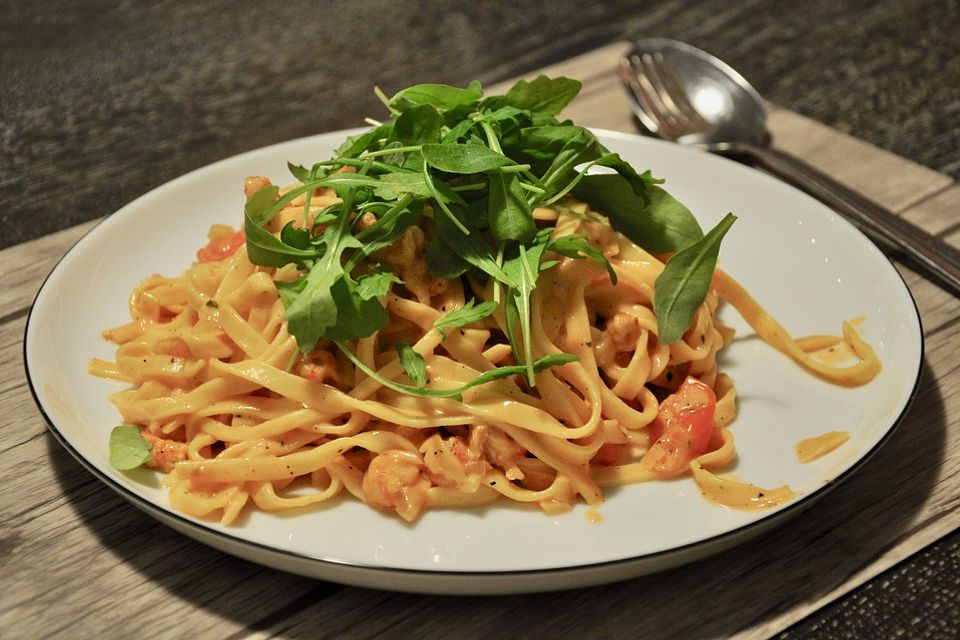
[2,40,958,639]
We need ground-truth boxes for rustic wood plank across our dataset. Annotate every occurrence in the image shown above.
[766,106,953,212]
[0,220,99,318]
[898,183,960,236]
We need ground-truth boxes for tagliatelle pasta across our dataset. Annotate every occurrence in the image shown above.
[89,185,881,524]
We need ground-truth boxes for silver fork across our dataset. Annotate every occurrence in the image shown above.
[618,40,960,297]
[618,51,711,141]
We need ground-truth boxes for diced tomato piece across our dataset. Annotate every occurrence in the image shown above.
[641,376,716,478]
[592,443,619,466]
[197,229,246,262]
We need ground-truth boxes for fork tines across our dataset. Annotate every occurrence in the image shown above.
[619,51,709,139]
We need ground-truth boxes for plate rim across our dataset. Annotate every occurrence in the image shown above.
[23,127,926,583]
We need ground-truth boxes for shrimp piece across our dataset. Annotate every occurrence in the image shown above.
[362,451,430,521]
[607,312,641,352]
[141,431,188,472]
[296,349,340,385]
[421,434,487,491]
[244,176,272,201]
[374,225,438,303]
[480,426,527,481]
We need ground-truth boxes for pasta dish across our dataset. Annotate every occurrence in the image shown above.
[89,77,880,524]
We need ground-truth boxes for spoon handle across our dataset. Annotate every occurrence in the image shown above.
[732,143,960,296]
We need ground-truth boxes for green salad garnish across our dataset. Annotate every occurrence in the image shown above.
[243,76,734,395]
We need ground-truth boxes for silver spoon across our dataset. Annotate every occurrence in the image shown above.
[619,37,960,296]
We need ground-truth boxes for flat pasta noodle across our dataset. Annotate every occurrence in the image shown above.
[90,188,881,523]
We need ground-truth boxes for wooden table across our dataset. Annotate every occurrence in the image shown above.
[3,42,958,639]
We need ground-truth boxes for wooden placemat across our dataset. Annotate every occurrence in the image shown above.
[1,42,957,639]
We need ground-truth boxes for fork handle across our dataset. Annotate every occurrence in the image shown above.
[721,142,960,296]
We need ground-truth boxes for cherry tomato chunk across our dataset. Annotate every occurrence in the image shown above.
[197,229,245,262]
[642,376,717,478]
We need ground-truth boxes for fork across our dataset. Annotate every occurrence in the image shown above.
[619,43,960,297]
[619,51,711,142]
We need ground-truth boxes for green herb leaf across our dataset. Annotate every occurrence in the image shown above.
[548,234,618,283]
[337,123,393,158]
[654,213,737,344]
[395,341,428,387]
[500,231,553,385]
[526,126,598,195]
[336,341,578,399]
[372,172,433,200]
[394,103,443,145]
[592,152,663,196]
[109,425,153,470]
[280,221,312,249]
[500,75,581,116]
[287,162,312,183]
[352,198,422,261]
[432,204,513,284]
[324,273,390,342]
[244,214,322,268]
[573,174,703,253]
[245,185,281,226]
[354,270,401,299]
[422,143,515,174]
[280,266,341,348]
[425,235,470,279]
[488,173,536,243]
[434,299,498,338]
[389,81,483,111]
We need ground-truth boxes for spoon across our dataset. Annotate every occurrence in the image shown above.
[619,37,960,296]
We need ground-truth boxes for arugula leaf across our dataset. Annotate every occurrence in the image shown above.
[287,162,312,183]
[372,172,433,200]
[352,197,422,261]
[336,341,578,399]
[324,273,390,342]
[488,173,535,243]
[395,341,428,387]
[394,104,443,145]
[432,204,513,284]
[654,213,737,344]
[280,265,342,349]
[592,152,662,196]
[422,143,515,174]
[244,214,322,268]
[500,231,553,385]
[245,184,281,226]
[499,75,581,116]
[337,123,393,158]
[354,270,402,299]
[280,221,312,250]
[433,299,498,338]
[109,425,153,470]
[425,236,470,279]
[280,192,366,352]
[537,127,598,196]
[548,234,618,283]
[573,174,703,253]
[389,81,483,111]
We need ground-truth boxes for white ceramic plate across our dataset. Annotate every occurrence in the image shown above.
[25,129,923,594]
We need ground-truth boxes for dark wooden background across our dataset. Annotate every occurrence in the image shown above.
[3,0,959,249]
[3,1,959,637]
